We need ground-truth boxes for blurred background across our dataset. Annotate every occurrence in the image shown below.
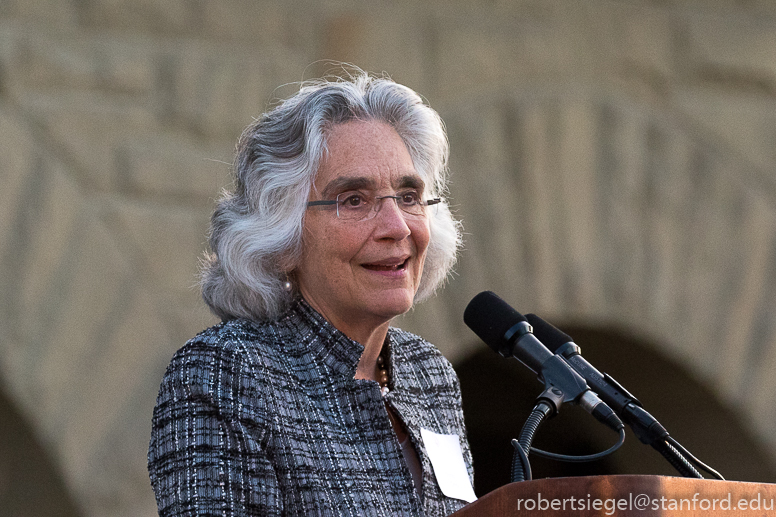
[2,1,776,515]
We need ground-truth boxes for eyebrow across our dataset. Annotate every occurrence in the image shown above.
[397,175,425,191]
[320,177,376,199]
[320,174,426,199]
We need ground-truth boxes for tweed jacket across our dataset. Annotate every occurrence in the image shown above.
[148,298,474,516]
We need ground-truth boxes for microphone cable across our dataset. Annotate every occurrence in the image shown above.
[530,427,626,463]
[510,400,627,482]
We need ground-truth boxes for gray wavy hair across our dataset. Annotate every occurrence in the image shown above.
[201,72,462,322]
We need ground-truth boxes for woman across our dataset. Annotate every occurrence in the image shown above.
[148,72,473,516]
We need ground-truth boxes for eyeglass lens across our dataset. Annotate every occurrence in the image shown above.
[336,191,432,221]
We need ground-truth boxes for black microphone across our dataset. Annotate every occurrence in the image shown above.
[464,291,622,430]
[524,313,669,446]
[464,291,552,374]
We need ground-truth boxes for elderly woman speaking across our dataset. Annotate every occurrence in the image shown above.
[148,72,474,516]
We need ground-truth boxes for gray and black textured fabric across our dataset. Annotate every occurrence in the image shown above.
[148,297,473,516]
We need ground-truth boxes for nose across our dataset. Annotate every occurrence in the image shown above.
[372,197,412,240]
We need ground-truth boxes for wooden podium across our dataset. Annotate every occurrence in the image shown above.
[451,475,776,516]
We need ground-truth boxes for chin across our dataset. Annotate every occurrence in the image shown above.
[369,291,415,319]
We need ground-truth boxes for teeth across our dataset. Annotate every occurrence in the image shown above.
[365,260,405,270]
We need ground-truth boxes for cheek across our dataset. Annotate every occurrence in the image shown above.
[298,218,338,278]
[408,224,431,283]
[413,220,431,255]
[307,223,368,268]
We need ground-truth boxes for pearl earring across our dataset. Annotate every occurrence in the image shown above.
[283,278,293,292]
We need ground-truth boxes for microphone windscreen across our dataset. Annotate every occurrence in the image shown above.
[525,313,572,352]
[464,291,527,351]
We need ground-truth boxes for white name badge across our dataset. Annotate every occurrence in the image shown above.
[420,428,477,503]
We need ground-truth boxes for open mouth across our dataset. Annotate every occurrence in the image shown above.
[362,259,408,272]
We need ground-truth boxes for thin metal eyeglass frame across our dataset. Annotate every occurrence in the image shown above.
[306,195,442,220]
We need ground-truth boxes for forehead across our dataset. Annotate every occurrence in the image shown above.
[314,120,424,194]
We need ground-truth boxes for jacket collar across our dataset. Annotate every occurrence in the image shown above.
[276,296,368,380]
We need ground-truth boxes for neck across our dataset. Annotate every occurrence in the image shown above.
[353,325,390,383]
[299,294,391,383]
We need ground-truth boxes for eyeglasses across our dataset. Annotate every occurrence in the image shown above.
[306,190,442,222]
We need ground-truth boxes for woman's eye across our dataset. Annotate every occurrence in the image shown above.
[341,194,365,207]
[400,192,420,205]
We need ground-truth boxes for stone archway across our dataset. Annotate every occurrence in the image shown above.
[0,385,82,516]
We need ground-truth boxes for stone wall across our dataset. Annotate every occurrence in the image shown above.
[2,1,776,515]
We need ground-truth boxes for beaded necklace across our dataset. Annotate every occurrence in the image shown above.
[377,349,390,396]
